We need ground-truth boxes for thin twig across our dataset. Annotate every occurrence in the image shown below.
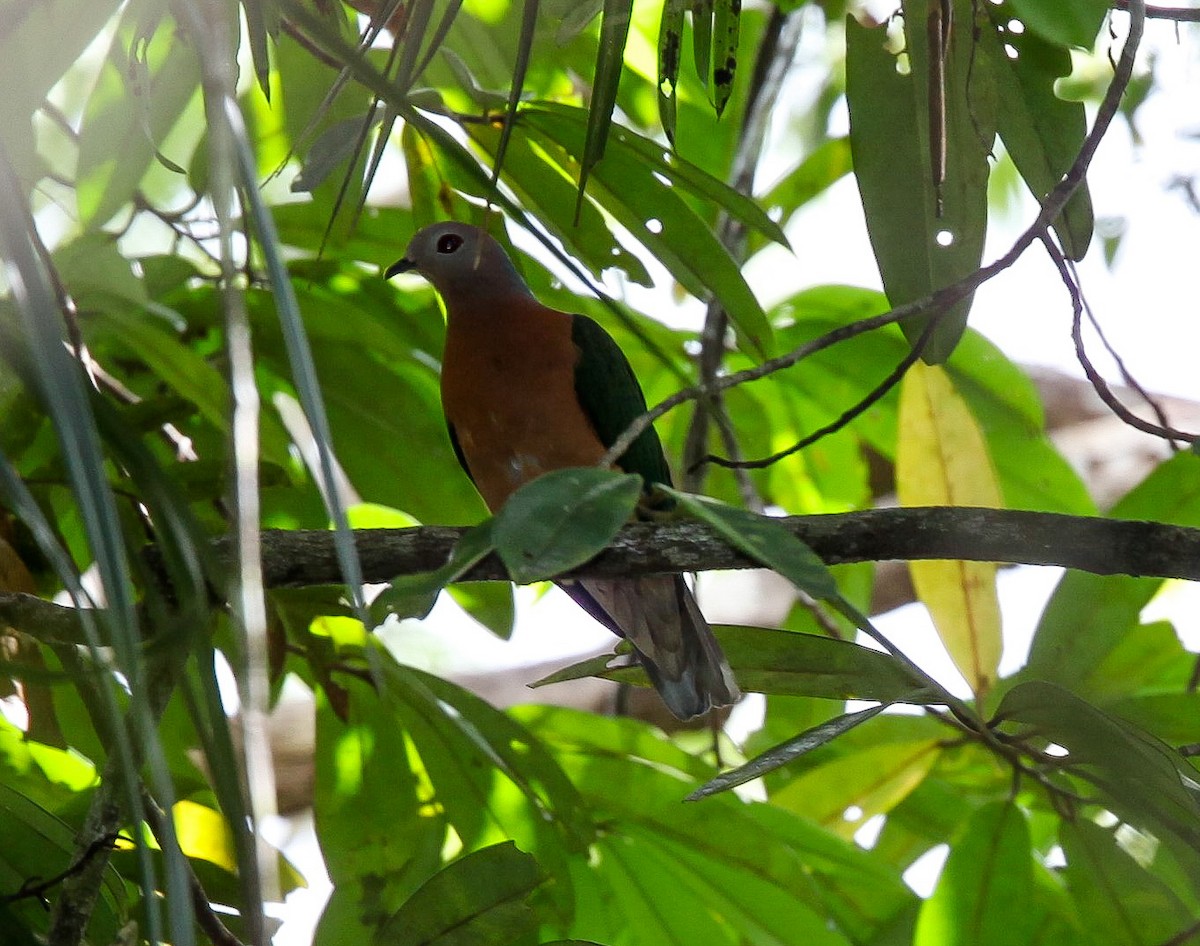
[0,834,125,906]
[1114,1,1200,22]
[1042,235,1196,442]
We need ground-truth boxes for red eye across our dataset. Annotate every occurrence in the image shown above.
[436,233,464,254]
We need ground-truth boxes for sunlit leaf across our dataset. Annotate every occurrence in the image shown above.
[578,0,635,205]
[1060,820,1194,945]
[897,361,1003,699]
[914,801,1036,946]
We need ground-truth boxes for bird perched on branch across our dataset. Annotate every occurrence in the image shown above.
[386,221,739,719]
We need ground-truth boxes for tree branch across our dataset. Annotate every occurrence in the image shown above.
[8,507,1198,644]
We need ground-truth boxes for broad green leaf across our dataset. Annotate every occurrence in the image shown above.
[447,582,516,640]
[773,739,941,838]
[981,4,1093,259]
[518,706,913,941]
[994,681,1200,850]
[1060,820,1194,945]
[667,489,838,599]
[0,782,126,945]
[375,842,545,946]
[373,522,496,623]
[535,624,940,704]
[1025,451,1200,688]
[897,361,1003,699]
[76,10,203,226]
[689,702,894,798]
[493,469,642,584]
[1007,0,1109,49]
[578,0,635,202]
[914,801,1036,946]
[845,1,996,361]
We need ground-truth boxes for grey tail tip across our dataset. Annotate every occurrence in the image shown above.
[656,669,741,722]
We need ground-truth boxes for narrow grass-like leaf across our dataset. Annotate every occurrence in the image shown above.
[393,0,436,91]
[577,0,635,214]
[494,469,642,584]
[657,0,686,145]
[536,624,942,702]
[692,0,714,92]
[489,0,539,188]
[0,145,179,941]
[688,702,894,798]
[711,0,740,117]
[228,100,368,622]
[242,0,278,98]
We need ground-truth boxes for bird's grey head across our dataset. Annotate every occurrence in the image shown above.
[385,222,530,299]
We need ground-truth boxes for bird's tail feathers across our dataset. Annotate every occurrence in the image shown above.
[568,576,740,720]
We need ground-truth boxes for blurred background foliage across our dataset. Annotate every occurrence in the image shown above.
[0,0,1197,944]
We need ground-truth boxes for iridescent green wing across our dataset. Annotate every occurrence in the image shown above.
[570,314,673,488]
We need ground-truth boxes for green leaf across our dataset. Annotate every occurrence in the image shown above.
[666,489,838,599]
[1007,0,1109,49]
[657,0,686,144]
[493,468,642,584]
[845,1,996,362]
[537,624,940,704]
[578,0,635,205]
[914,801,1036,946]
[711,0,741,116]
[1060,820,1195,945]
[373,522,497,623]
[1025,451,1200,688]
[692,0,713,92]
[375,842,545,946]
[293,113,380,192]
[773,739,942,837]
[993,681,1200,850]
[447,582,516,640]
[981,4,1093,259]
[688,701,894,798]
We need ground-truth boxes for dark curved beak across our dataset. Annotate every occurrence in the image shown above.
[384,257,414,279]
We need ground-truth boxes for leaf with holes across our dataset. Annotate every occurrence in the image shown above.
[845,0,996,362]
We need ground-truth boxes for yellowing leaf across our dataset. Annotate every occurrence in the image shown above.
[172,800,238,873]
[897,362,1002,698]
